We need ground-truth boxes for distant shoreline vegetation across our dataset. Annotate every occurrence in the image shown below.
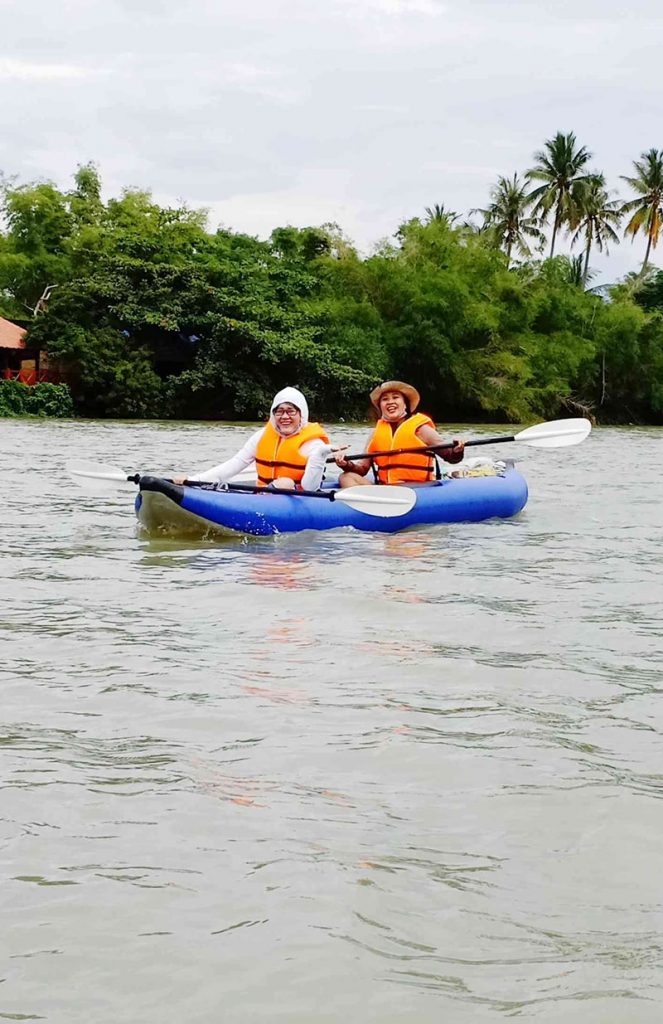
[0,380,73,418]
[1,132,663,425]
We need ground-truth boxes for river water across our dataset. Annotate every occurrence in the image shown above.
[2,418,662,1023]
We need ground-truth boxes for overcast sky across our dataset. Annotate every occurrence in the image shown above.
[1,0,661,282]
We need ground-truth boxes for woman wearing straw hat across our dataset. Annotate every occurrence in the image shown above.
[334,381,464,487]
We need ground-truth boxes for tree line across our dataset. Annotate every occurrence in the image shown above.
[1,132,662,424]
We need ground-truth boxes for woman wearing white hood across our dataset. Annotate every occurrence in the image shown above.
[175,387,332,491]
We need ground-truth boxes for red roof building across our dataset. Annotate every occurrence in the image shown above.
[0,315,62,384]
[0,316,27,349]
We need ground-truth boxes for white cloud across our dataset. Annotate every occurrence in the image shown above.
[422,161,501,178]
[217,61,301,103]
[333,0,444,13]
[357,103,409,113]
[223,62,275,86]
[0,0,661,282]
[0,58,92,80]
[192,168,359,239]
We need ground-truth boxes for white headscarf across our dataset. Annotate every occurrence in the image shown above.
[269,387,310,433]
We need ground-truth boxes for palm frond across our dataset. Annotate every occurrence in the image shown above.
[619,149,663,268]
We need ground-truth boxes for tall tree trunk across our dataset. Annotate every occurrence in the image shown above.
[583,226,592,285]
[641,230,653,274]
[549,203,561,258]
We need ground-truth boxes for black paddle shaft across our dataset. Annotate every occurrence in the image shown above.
[329,433,516,463]
[135,473,345,501]
[178,479,339,501]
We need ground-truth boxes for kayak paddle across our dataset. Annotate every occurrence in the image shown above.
[67,462,416,518]
[332,416,592,462]
[206,480,416,516]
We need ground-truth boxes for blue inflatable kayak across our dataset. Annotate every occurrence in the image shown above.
[135,467,528,537]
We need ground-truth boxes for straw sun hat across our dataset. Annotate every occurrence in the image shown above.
[369,380,421,413]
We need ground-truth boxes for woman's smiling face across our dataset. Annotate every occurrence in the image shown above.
[273,404,302,436]
[379,391,407,422]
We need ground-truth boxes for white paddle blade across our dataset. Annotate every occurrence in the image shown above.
[334,485,416,517]
[67,461,135,490]
[515,417,592,448]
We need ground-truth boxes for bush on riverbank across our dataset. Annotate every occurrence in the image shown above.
[2,165,662,424]
[0,380,74,418]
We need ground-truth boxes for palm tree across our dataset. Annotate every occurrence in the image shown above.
[620,148,663,273]
[567,254,586,288]
[570,174,621,284]
[527,131,593,257]
[424,203,458,226]
[473,174,545,266]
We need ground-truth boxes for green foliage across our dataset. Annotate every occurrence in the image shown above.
[0,160,662,426]
[570,174,621,283]
[633,270,663,312]
[0,181,73,312]
[593,299,663,421]
[424,204,459,227]
[620,149,663,272]
[0,380,74,418]
[473,173,544,265]
[527,131,593,257]
[32,320,165,418]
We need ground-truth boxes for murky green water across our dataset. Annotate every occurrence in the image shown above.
[2,418,662,1023]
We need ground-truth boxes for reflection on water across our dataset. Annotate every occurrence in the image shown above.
[250,552,318,592]
[1,419,663,1023]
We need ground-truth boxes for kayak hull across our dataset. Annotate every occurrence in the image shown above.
[135,468,528,537]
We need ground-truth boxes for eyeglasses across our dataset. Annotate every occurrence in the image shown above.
[274,406,299,417]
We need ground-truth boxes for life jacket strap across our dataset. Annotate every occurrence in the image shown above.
[255,457,305,472]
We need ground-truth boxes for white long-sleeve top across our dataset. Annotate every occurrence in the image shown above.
[193,428,331,490]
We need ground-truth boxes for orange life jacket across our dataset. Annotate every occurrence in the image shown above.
[255,421,330,486]
[367,412,435,484]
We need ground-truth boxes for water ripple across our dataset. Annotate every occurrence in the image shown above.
[2,420,663,1022]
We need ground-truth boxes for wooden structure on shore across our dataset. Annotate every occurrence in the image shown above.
[0,316,62,384]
